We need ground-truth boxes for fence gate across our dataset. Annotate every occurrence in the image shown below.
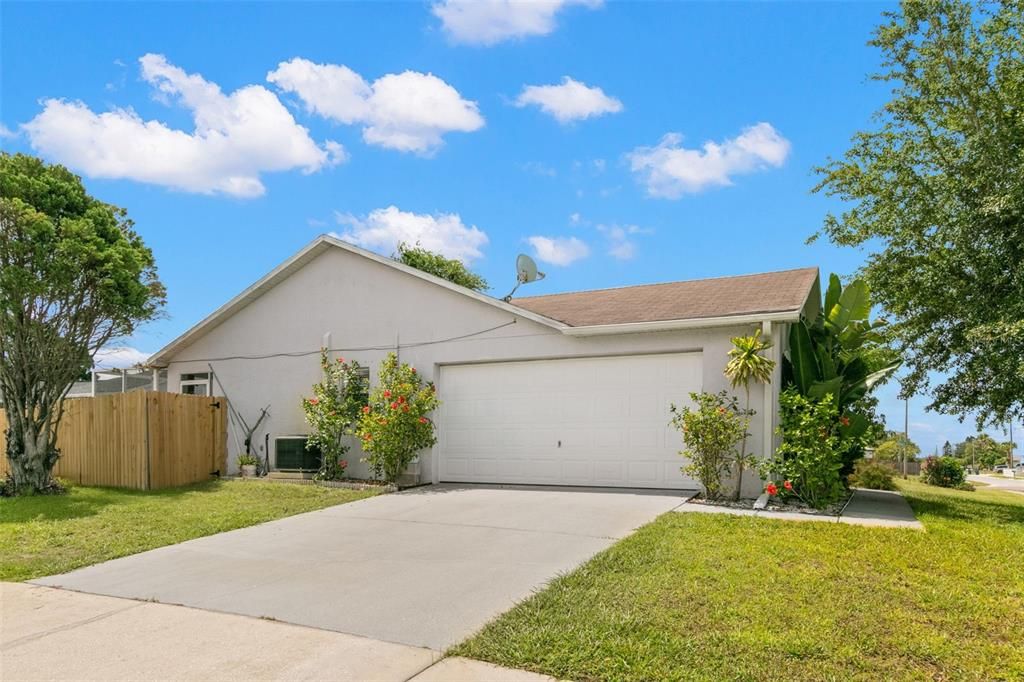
[0,391,227,490]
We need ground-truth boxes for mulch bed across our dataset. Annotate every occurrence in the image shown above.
[688,490,854,517]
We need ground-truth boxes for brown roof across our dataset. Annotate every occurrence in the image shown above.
[511,267,819,327]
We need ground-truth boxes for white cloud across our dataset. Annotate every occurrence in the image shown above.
[94,346,151,369]
[597,223,650,260]
[569,212,582,225]
[268,58,484,154]
[527,235,590,266]
[515,77,622,123]
[22,54,339,198]
[432,0,602,46]
[521,161,557,177]
[627,122,791,198]
[0,123,16,139]
[334,205,488,264]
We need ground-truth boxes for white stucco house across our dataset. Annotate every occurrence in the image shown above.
[147,235,820,495]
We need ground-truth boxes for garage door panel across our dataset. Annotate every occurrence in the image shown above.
[438,353,701,489]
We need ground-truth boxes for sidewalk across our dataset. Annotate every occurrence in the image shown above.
[676,488,923,529]
[0,583,555,682]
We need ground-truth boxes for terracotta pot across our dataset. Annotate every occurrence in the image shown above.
[241,464,257,478]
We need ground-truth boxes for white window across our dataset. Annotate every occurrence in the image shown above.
[180,372,210,396]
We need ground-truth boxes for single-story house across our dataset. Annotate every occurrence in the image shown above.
[147,235,820,495]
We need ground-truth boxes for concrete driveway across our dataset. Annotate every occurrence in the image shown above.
[33,484,689,651]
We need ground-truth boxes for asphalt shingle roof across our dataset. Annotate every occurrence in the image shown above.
[511,267,819,327]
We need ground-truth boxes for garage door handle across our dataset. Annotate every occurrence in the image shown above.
[558,440,561,448]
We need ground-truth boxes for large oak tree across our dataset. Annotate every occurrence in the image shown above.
[813,0,1024,427]
[1,153,165,494]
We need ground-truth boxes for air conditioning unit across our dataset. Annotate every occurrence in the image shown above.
[274,436,321,472]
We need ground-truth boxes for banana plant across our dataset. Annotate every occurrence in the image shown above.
[782,273,900,439]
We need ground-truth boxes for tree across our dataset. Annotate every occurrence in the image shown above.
[301,350,368,481]
[397,243,488,292]
[723,329,775,499]
[942,440,954,457]
[955,434,1011,470]
[1,153,164,494]
[355,353,440,484]
[812,0,1024,427]
[874,433,920,463]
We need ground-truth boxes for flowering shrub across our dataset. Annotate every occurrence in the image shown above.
[761,388,845,509]
[669,391,751,500]
[355,353,440,484]
[920,455,966,488]
[302,350,368,481]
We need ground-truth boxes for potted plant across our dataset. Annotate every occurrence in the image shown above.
[237,453,259,478]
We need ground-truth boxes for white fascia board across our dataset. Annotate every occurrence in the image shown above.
[560,310,801,337]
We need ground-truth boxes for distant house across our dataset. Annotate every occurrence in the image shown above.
[147,235,819,494]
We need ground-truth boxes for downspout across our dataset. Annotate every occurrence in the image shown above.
[761,320,774,461]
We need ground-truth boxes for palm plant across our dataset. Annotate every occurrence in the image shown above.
[724,328,776,499]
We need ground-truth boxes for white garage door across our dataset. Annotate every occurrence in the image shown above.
[437,353,702,489]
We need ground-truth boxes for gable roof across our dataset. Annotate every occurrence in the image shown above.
[511,267,819,328]
[147,234,818,366]
[147,235,568,366]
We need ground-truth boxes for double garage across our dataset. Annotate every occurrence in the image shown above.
[435,352,703,490]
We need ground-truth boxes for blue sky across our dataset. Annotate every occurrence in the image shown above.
[2,1,1018,455]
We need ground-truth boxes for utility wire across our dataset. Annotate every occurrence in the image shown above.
[161,319,520,366]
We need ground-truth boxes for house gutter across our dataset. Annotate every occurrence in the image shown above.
[560,310,800,337]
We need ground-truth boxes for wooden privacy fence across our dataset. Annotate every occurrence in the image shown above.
[0,391,227,490]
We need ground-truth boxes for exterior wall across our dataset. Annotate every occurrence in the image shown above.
[162,246,775,496]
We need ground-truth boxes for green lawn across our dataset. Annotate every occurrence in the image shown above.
[452,480,1024,681]
[0,480,377,582]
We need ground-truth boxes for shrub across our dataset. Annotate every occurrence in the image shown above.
[302,350,369,481]
[761,388,845,509]
[849,460,895,491]
[669,391,751,500]
[355,353,440,484]
[237,453,259,467]
[920,455,966,488]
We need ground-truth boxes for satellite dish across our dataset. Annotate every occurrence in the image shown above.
[503,254,547,301]
[516,254,545,284]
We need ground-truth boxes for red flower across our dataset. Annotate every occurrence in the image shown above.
[402,405,409,413]
[717,407,726,415]
[411,368,417,374]
[783,480,793,491]
[383,390,392,398]
[766,483,779,496]
[418,417,428,424]
[308,398,319,405]
[397,395,406,404]
[337,357,345,363]
[839,416,851,427]
[390,402,398,410]
[362,406,371,414]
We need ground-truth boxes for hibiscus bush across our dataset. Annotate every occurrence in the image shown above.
[761,388,846,509]
[669,391,751,500]
[302,350,368,481]
[920,455,966,488]
[355,353,440,484]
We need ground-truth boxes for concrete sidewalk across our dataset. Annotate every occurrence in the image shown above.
[0,583,555,682]
[676,488,923,529]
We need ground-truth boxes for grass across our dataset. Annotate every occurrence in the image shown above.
[0,479,377,581]
[452,479,1024,681]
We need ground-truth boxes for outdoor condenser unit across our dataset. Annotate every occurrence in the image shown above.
[274,436,321,472]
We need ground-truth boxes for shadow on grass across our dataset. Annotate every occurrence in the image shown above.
[902,486,1024,527]
[0,479,229,523]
